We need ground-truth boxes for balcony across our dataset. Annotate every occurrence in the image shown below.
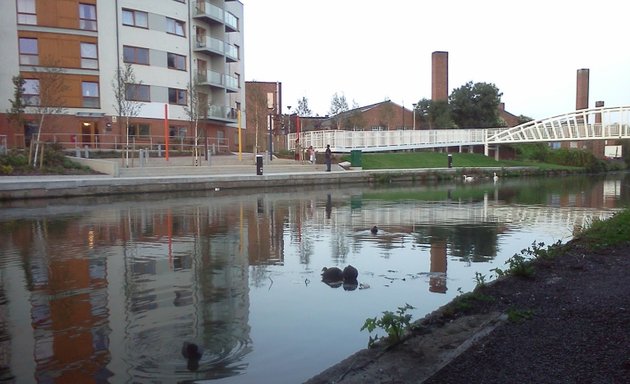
[225,11,238,32]
[192,1,223,24]
[195,35,238,63]
[193,1,239,32]
[207,105,237,123]
[197,70,237,92]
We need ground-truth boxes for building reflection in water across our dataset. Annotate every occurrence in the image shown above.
[0,173,625,382]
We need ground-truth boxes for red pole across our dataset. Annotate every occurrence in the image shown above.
[164,104,169,161]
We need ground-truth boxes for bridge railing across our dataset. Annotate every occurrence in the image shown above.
[288,128,488,152]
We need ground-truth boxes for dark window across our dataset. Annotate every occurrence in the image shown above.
[168,88,186,105]
[128,123,150,136]
[126,84,150,102]
[167,53,186,70]
[123,46,149,65]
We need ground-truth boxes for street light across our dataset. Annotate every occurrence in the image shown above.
[287,105,292,134]
[412,103,417,130]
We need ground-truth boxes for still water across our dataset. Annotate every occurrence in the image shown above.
[0,173,628,383]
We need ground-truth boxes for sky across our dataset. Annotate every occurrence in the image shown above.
[241,0,629,120]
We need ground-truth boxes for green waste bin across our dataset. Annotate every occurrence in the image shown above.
[350,150,362,168]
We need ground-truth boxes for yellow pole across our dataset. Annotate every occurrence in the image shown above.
[238,109,242,161]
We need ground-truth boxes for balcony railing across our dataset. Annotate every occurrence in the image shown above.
[225,11,238,32]
[193,1,223,23]
[207,105,237,122]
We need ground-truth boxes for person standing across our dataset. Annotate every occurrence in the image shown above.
[325,144,332,172]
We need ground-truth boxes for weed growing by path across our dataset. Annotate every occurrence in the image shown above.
[361,304,415,348]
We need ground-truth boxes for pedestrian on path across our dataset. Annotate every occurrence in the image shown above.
[325,144,332,172]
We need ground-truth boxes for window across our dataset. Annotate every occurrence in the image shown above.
[17,0,37,25]
[82,82,99,108]
[166,17,185,36]
[79,3,97,30]
[80,42,98,69]
[123,46,149,65]
[128,123,150,137]
[167,53,186,70]
[125,84,150,102]
[122,9,148,28]
[19,38,38,65]
[168,88,186,105]
[22,79,39,105]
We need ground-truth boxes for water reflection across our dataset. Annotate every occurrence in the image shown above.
[0,173,627,383]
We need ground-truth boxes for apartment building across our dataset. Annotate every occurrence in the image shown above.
[0,0,245,152]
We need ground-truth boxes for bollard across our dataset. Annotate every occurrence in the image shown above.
[84,145,89,159]
[448,154,453,168]
[157,144,162,158]
[207,150,212,165]
[139,149,145,167]
[256,155,263,175]
[75,148,81,158]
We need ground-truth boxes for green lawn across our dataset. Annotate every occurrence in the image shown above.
[341,152,581,170]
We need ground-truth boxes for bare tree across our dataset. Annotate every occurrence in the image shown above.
[112,63,143,167]
[329,92,349,129]
[29,64,68,166]
[246,85,269,154]
[295,96,312,117]
[184,77,208,165]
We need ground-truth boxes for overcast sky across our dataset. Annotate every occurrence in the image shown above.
[242,0,629,120]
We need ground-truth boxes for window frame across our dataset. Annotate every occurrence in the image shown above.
[19,37,39,65]
[81,81,100,108]
[166,17,186,37]
[122,8,148,28]
[79,3,97,31]
[80,42,98,69]
[125,84,150,102]
[17,0,37,25]
[123,45,150,65]
[167,52,186,71]
[168,88,187,105]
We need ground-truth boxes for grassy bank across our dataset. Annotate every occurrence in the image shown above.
[340,152,585,171]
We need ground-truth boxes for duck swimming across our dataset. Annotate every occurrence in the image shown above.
[370,226,378,235]
[321,266,344,283]
[343,265,358,281]
[182,341,203,371]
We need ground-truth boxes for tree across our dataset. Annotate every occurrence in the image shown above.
[415,98,455,129]
[295,96,312,117]
[449,81,503,128]
[29,64,68,166]
[378,101,395,130]
[329,92,349,129]
[6,75,27,136]
[112,63,143,167]
[246,85,269,153]
[184,77,208,164]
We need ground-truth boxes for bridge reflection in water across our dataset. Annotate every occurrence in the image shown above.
[0,174,626,383]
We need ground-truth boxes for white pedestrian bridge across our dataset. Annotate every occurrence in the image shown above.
[289,105,630,155]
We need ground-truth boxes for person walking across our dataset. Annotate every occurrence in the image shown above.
[325,144,332,172]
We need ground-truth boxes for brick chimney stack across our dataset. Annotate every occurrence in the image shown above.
[432,51,449,101]
[576,68,589,110]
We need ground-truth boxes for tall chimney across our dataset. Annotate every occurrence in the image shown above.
[432,51,449,101]
[576,68,589,110]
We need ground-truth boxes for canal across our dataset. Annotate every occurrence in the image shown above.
[0,172,628,383]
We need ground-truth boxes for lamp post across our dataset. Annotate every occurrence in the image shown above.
[268,107,273,161]
[412,103,417,130]
[287,105,292,134]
